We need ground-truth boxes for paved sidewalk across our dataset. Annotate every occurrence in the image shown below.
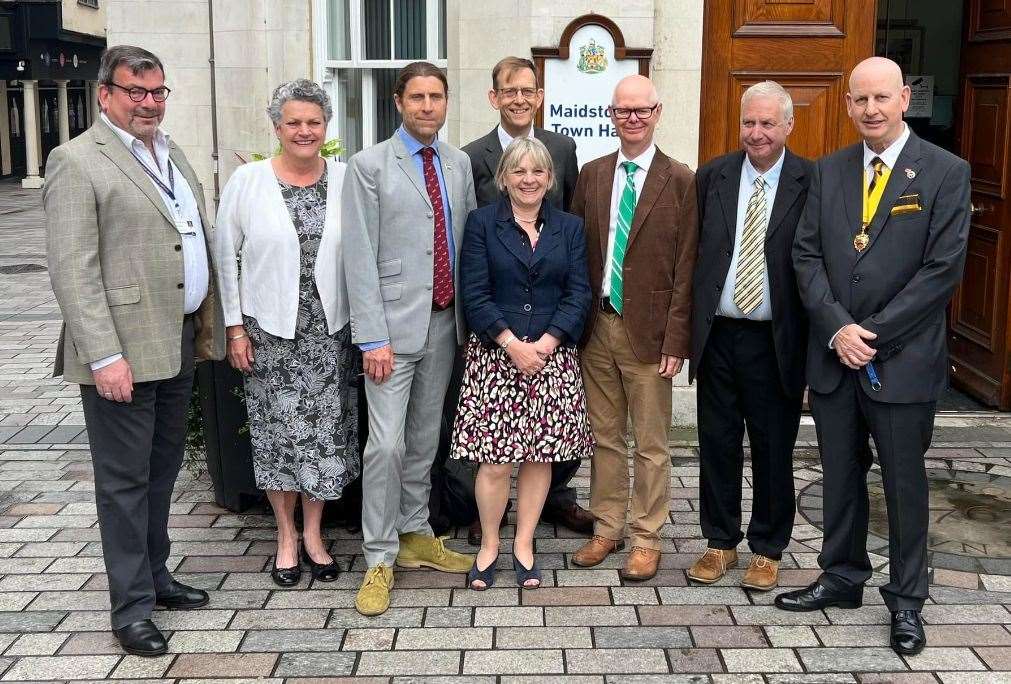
[0,181,1008,682]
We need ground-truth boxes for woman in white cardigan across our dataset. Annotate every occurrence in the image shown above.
[214,80,359,588]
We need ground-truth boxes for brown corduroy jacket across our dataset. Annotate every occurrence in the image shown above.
[570,148,699,364]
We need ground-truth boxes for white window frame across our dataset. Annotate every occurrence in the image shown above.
[315,0,447,151]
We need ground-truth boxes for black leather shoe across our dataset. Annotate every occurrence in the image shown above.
[541,502,594,535]
[155,580,209,610]
[302,542,341,582]
[113,619,167,657]
[271,548,302,587]
[774,580,863,611]
[890,610,926,655]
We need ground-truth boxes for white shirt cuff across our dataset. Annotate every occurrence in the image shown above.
[90,353,123,371]
[828,327,846,350]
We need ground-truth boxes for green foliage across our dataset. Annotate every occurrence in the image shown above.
[249,138,343,162]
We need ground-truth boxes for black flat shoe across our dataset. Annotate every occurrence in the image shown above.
[155,580,209,610]
[302,542,341,582]
[113,619,167,657]
[890,610,926,655]
[774,580,863,611]
[271,547,302,587]
[467,554,499,591]
[513,553,542,589]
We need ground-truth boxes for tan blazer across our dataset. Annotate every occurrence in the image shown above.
[571,148,699,364]
[44,118,224,385]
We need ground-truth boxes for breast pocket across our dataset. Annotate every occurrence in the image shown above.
[378,258,402,278]
[105,284,141,306]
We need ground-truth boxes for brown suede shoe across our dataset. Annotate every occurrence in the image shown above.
[686,547,738,584]
[620,546,660,581]
[572,535,625,567]
[741,554,779,591]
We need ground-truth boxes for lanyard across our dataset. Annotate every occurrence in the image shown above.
[133,150,176,202]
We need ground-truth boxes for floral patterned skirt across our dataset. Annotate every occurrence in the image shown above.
[451,334,595,464]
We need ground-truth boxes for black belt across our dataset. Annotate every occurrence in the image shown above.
[600,297,620,315]
[713,315,771,327]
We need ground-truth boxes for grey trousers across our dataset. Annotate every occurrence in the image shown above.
[361,308,457,567]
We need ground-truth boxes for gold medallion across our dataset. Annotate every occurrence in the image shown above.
[853,232,869,252]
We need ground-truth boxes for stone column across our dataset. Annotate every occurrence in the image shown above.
[0,81,10,176]
[21,80,43,189]
[87,81,98,126]
[55,80,70,144]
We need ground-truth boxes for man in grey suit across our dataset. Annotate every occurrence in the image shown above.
[446,56,590,546]
[45,46,224,656]
[779,57,970,656]
[343,61,477,617]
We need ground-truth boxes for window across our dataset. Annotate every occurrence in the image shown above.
[317,0,446,159]
[0,17,12,51]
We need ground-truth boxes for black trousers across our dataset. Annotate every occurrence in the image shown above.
[810,370,934,612]
[81,317,195,629]
[697,317,801,559]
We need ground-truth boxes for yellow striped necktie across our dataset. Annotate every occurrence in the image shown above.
[733,176,768,315]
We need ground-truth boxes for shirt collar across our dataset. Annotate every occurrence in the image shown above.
[101,112,169,154]
[497,124,535,151]
[398,125,439,159]
[743,148,785,189]
[863,122,909,170]
[616,144,656,174]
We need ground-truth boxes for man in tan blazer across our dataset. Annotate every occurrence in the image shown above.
[570,75,699,581]
[45,45,223,657]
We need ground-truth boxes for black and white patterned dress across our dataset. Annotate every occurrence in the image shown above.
[243,174,361,500]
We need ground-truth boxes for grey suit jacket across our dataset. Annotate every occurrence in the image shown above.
[793,132,970,403]
[462,126,578,210]
[341,132,477,354]
[44,118,225,385]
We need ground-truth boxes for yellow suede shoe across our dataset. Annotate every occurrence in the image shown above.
[396,532,473,573]
[355,565,394,616]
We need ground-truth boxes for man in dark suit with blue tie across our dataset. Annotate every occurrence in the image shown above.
[779,57,971,656]
[688,81,811,592]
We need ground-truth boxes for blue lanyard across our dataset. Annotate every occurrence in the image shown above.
[866,362,882,392]
[133,150,176,201]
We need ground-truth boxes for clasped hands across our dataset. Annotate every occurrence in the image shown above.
[834,323,878,370]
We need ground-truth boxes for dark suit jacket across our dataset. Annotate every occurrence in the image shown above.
[462,126,579,210]
[793,132,971,403]
[460,197,591,347]
[689,149,812,398]
[571,148,699,364]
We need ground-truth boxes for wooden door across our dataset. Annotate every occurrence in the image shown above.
[949,0,1011,409]
[699,1,877,165]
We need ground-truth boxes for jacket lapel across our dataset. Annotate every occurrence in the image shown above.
[765,150,805,242]
[626,151,671,249]
[855,134,923,263]
[717,152,744,247]
[530,203,561,269]
[595,152,619,259]
[392,133,433,210]
[435,140,461,239]
[494,200,531,266]
[482,128,503,183]
[842,143,863,240]
[93,119,175,228]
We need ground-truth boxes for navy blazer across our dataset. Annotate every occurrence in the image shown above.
[461,198,592,347]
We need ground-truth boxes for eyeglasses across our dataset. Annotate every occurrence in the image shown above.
[609,103,660,120]
[497,87,539,100]
[108,83,171,103]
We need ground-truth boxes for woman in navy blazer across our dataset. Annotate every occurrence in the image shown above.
[451,137,594,591]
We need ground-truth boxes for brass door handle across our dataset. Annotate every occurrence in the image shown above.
[970,202,987,215]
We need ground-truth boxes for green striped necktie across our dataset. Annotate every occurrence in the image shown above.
[609,160,638,314]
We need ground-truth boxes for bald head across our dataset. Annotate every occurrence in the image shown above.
[845,56,910,152]
[612,75,659,107]
[609,75,662,157]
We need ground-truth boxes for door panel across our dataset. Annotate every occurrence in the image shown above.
[700,0,876,165]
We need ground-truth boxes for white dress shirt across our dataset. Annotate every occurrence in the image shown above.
[497,124,535,151]
[92,114,209,371]
[716,150,785,320]
[603,144,656,298]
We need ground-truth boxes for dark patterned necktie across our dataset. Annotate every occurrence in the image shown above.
[421,147,453,309]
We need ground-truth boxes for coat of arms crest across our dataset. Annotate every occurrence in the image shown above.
[577,39,607,74]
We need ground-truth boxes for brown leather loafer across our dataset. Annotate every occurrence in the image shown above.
[741,554,779,591]
[687,547,738,584]
[541,502,594,535]
[620,546,660,581]
[572,535,625,567]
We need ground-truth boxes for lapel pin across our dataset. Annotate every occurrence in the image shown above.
[905,168,916,179]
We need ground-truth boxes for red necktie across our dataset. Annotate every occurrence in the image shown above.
[421,147,454,309]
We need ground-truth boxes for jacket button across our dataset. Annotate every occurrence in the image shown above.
[715,284,721,293]
[726,249,732,257]
[523,286,530,292]
[852,275,861,283]
[523,304,531,312]
[427,212,433,219]
[174,244,182,252]
[706,315,712,323]
[426,248,432,255]
[177,283,184,289]
[426,284,432,291]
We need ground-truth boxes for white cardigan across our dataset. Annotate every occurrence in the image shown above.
[214,158,349,339]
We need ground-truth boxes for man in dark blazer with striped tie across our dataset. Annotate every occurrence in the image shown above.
[779,56,970,656]
[688,81,812,592]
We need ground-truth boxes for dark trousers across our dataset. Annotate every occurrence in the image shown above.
[810,370,934,612]
[697,317,800,559]
[81,318,195,629]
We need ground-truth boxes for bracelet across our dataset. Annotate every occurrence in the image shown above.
[228,333,247,341]
[500,334,517,350]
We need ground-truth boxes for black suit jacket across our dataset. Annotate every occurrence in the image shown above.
[793,132,971,403]
[462,126,579,211]
[689,149,812,397]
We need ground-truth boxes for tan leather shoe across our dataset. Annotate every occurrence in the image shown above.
[572,535,625,567]
[686,547,738,584]
[620,546,660,581]
[741,554,779,591]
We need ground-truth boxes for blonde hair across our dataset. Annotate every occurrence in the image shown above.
[494,137,555,193]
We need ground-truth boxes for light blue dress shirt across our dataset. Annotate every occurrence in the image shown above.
[716,150,785,321]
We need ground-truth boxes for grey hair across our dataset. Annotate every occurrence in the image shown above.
[98,45,164,86]
[267,79,332,124]
[495,137,556,193]
[741,80,794,121]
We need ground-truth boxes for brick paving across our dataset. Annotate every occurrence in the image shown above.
[0,180,1008,681]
